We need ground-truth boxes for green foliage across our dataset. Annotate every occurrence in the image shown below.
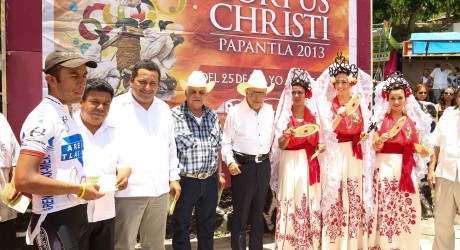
[214,230,227,238]
[373,0,460,41]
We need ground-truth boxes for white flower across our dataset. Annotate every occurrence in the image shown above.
[347,74,354,83]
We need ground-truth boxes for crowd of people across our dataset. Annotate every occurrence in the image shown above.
[0,49,459,250]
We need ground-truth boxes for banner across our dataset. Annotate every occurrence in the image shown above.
[42,0,362,111]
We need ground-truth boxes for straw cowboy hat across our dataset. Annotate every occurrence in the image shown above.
[237,69,275,96]
[180,71,215,92]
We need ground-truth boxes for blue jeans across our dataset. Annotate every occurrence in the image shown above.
[173,174,218,250]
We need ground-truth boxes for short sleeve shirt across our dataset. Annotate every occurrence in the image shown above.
[20,96,86,214]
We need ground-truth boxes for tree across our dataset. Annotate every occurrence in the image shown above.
[373,0,460,41]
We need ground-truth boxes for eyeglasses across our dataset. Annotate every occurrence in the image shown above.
[292,91,305,96]
[444,92,454,96]
[417,92,427,94]
[249,92,267,98]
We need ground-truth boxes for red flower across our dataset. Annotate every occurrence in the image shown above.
[405,87,411,97]
[305,90,313,99]
[381,91,388,100]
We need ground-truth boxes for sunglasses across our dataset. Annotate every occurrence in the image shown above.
[249,92,267,98]
[444,92,454,96]
[417,92,427,94]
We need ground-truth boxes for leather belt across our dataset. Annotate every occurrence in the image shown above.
[180,172,216,179]
[233,151,269,164]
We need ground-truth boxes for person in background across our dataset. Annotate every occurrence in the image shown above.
[436,87,456,119]
[75,79,132,250]
[171,71,224,250]
[413,84,437,219]
[109,60,181,250]
[0,113,20,250]
[414,84,438,129]
[448,66,460,89]
[428,87,460,250]
[419,68,434,103]
[221,69,275,250]
[430,63,453,102]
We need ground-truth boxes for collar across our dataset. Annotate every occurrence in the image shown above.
[117,89,157,109]
[45,95,73,115]
[181,102,212,119]
[74,110,114,136]
[240,98,265,113]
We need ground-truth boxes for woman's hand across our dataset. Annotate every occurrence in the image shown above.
[360,132,369,141]
[282,127,296,139]
[337,107,347,117]
[316,144,326,153]
[378,132,389,143]
[419,147,430,158]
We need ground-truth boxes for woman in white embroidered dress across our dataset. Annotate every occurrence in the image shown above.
[270,68,335,249]
[368,72,432,249]
[317,52,374,250]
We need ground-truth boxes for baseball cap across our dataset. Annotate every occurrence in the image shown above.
[44,49,97,72]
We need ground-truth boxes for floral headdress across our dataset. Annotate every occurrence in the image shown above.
[290,68,313,98]
[381,71,412,100]
[329,52,358,87]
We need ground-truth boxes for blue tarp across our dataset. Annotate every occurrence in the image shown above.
[410,32,460,54]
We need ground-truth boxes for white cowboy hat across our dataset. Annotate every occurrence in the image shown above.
[180,71,215,92]
[237,69,275,96]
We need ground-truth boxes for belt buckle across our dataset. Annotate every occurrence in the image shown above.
[197,173,208,179]
[255,154,262,163]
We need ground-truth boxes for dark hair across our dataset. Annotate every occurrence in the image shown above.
[381,71,411,99]
[131,60,161,82]
[438,87,456,108]
[435,64,441,68]
[45,64,63,82]
[455,67,460,72]
[289,68,313,98]
[82,78,114,101]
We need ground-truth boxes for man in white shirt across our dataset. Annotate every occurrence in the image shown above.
[15,49,104,249]
[0,113,20,250]
[430,62,453,102]
[76,79,132,249]
[109,60,181,250]
[222,69,275,249]
[428,90,460,250]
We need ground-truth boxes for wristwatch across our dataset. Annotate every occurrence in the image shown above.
[218,172,225,178]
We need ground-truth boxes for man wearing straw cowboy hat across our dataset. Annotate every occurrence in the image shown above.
[222,69,275,249]
[171,71,225,250]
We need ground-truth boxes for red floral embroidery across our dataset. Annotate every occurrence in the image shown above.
[375,176,417,243]
[275,194,321,249]
[369,245,400,250]
[323,182,346,243]
[347,178,368,238]
[324,178,367,243]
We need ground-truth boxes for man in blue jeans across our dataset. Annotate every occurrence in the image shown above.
[172,71,225,250]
